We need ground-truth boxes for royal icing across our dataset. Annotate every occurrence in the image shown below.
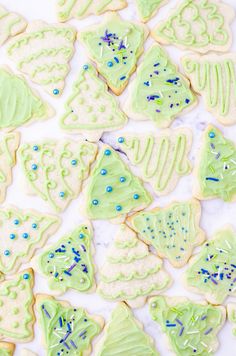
[95,302,159,356]
[7,21,76,96]
[135,0,168,22]
[60,63,127,141]
[97,224,171,308]
[183,53,236,125]
[79,13,148,94]
[130,199,205,268]
[84,145,152,221]
[0,133,20,204]
[194,125,236,202]
[152,0,234,53]
[117,128,192,196]
[37,295,103,356]
[19,139,97,212]
[36,224,95,294]
[185,226,236,304]
[0,5,26,47]
[149,296,225,356]
[56,0,127,22]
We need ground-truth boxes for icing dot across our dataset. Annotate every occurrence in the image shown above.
[13,322,19,328]
[59,191,65,198]
[151,302,157,308]
[23,273,30,279]
[71,159,77,166]
[32,223,37,229]
[118,137,124,143]
[33,145,39,151]
[31,163,38,170]
[133,194,139,200]
[13,307,19,315]
[49,253,54,258]
[107,61,113,67]
[22,233,29,239]
[79,233,84,239]
[116,205,122,211]
[209,131,215,138]
[53,89,60,95]
[9,233,16,239]
[80,278,85,283]
[106,186,113,192]
[100,169,107,175]
[92,199,99,206]
[104,149,111,156]
[83,64,89,70]
[14,219,20,225]
[4,250,10,256]
[120,177,126,183]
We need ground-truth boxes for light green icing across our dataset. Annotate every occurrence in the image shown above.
[0,207,59,274]
[149,296,224,356]
[127,45,195,127]
[37,224,95,294]
[0,270,34,341]
[0,6,26,46]
[0,133,19,194]
[117,129,192,195]
[135,0,167,21]
[0,68,48,129]
[60,63,127,135]
[131,199,203,267]
[37,297,102,356]
[0,347,11,356]
[97,303,159,356]
[228,305,236,336]
[183,56,236,124]
[197,126,236,201]
[19,140,97,212]
[85,146,152,220]
[80,13,146,92]
[186,227,236,304]
[7,25,76,95]
[154,0,230,51]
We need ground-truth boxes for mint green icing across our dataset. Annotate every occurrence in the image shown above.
[135,0,167,22]
[149,296,225,356]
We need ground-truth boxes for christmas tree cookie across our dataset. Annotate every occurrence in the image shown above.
[95,302,159,356]
[130,199,205,268]
[185,226,236,304]
[193,125,236,202]
[79,12,148,95]
[19,139,97,212]
[0,67,53,131]
[135,0,168,22]
[227,304,236,337]
[0,133,20,203]
[34,223,95,294]
[36,294,104,356]
[0,5,27,47]
[60,63,127,142]
[56,0,127,22]
[117,128,192,196]
[124,45,196,128]
[149,296,225,356]
[84,145,152,222]
[97,224,171,308]
[152,0,235,53]
[0,269,35,343]
[0,206,60,275]
[7,21,76,96]
[182,53,236,125]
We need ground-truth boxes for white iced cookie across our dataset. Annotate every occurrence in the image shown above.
[7,21,76,96]
[97,224,172,308]
[0,5,27,47]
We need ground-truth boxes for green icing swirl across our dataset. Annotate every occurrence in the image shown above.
[0,68,48,129]
[37,224,95,294]
[149,296,225,356]
[196,126,236,202]
[85,146,152,220]
[96,303,159,356]
[135,0,167,22]
[185,227,236,304]
[37,297,102,356]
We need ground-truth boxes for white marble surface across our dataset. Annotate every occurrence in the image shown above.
[0,0,236,355]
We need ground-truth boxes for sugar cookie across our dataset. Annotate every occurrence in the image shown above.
[135,0,168,22]
[0,5,26,47]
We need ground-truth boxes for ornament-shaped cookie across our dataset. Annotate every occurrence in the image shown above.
[124,45,196,128]
[152,0,235,53]
[56,0,127,22]
[19,139,97,212]
[193,125,236,202]
[0,133,20,203]
[117,128,192,196]
[130,199,205,268]
[97,224,171,308]
[84,145,152,222]
[135,0,168,22]
[0,269,35,343]
[79,12,148,95]
[36,294,104,356]
[60,63,127,141]
[149,295,225,356]
[34,223,95,294]
[7,21,76,96]
[182,53,236,125]
[185,226,236,304]
[95,302,159,356]
[0,5,26,47]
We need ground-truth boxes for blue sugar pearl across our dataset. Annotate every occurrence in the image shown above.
[23,273,30,280]
[116,205,122,211]
[71,159,77,166]
[107,61,113,67]
[33,145,39,151]
[14,219,19,225]
[120,177,126,183]
[22,233,29,239]
[9,234,16,240]
[31,164,38,170]
[4,250,10,256]
[53,89,59,95]
[92,199,99,206]
[49,253,54,258]
[104,149,111,156]
[83,64,89,70]
[100,169,107,175]
[79,233,84,239]
[118,137,124,143]
[106,186,113,192]
[209,131,215,138]
[32,223,37,229]
[133,194,139,200]
[59,191,65,198]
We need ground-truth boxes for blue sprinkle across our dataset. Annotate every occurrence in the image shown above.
[53,89,59,95]
[114,57,119,63]
[205,177,219,182]
[9,234,16,239]
[185,98,190,104]
[118,137,124,143]
[166,323,176,327]
[32,223,37,229]
[33,145,39,151]
[209,131,215,138]
[59,191,65,198]
[14,219,19,225]
[100,169,107,175]
[4,250,10,256]
[120,76,126,81]
[92,199,99,205]
[104,149,111,156]
[54,272,59,278]
[71,159,77,166]
[144,81,150,86]
[107,61,113,67]
[59,317,63,327]
[116,205,122,211]
[120,177,126,183]
[31,163,38,170]
[79,233,84,239]
[23,273,30,279]
[106,186,113,192]
[22,233,29,239]
[154,63,160,67]
[133,194,139,200]
[64,270,72,276]
[83,64,89,70]
[49,253,54,258]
